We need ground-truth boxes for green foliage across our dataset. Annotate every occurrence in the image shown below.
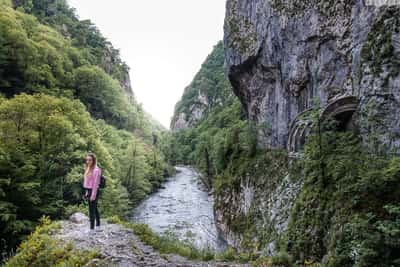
[165,100,254,185]
[72,65,141,130]
[0,1,169,255]
[253,251,293,267]
[0,0,11,7]
[360,7,400,77]
[286,126,400,266]
[5,216,108,266]
[107,216,251,263]
[172,41,233,124]
[0,94,168,254]
[93,120,169,206]
[0,5,79,96]
[13,0,127,81]
[0,4,156,134]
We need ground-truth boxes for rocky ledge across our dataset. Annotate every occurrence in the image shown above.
[55,213,249,267]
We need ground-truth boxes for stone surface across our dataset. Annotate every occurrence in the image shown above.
[215,174,302,254]
[171,88,214,130]
[218,0,400,253]
[69,212,89,224]
[55,213,250,267]
[224,0,400,153]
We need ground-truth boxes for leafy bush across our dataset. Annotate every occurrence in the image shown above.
[253,251,293,267]
[0,2,154,133]
[0,0,169,257]
[287,127,400,266]
[0,94,166,253]
[5,216,108,266]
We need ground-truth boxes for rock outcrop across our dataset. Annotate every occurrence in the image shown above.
[171,93,209,130]
[55,213,249,267]
[224,0,400,153]
[216,0,400,256]
[215,174,302,255]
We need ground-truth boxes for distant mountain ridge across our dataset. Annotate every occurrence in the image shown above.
[171,42,235,130]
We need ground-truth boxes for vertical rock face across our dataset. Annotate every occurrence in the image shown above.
[170,91,209,130]
[215,173,302,253]
[224,0,400,152]
[217,0,400,256]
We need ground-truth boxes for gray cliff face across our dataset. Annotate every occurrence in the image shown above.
[171,91,209,130]
[224,0,400,152]
[216,0,400,253]
[215,166,301,254]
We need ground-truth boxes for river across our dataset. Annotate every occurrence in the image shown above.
[132,166,227,252]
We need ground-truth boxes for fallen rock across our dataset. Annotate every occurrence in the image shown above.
[69,212,89,224]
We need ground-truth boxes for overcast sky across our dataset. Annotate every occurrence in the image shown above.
[67,0,226,128]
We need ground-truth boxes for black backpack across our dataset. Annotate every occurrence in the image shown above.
[99,174,106,189]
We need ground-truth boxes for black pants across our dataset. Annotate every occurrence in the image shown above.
[85,188,100,229]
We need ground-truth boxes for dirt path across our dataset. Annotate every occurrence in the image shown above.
[55,213,250,267]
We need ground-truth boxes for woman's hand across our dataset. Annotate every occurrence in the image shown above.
[90,195,96,201]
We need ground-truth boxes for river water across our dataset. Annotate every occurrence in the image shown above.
[132,166,227,252]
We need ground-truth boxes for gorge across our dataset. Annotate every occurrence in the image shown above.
[1,0,399,266]
[169,0,400,266]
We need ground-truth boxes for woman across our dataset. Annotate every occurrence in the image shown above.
[83,153,102,230]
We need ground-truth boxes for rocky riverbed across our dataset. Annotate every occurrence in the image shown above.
[133,166,227,252]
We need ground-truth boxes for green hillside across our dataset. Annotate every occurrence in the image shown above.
[164,42,255,188]
[0,0,170,254]
[167,40,400,266]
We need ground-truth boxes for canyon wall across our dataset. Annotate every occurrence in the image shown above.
[224,0,399,152]
[215,0,400,259]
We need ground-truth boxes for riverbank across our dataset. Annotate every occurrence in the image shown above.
[5,213,251,267]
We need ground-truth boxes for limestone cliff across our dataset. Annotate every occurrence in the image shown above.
[215,0,400,261]
[224,0,399,152]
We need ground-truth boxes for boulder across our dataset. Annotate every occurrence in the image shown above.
[69,212,89,224]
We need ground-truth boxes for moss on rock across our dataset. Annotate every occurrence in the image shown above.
[361,7,400,77]
[271,0,354,18]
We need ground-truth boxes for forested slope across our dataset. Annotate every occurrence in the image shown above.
[0,0,170,255]
[170,42,234,130]
[164,42,257,189]
[168,11,400,266]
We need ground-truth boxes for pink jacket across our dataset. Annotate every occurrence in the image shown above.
[83,166,102,199]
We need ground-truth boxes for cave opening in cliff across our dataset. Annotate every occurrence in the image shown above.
[321,95,359,132]
[288,96,359,157]
[332,110,357,132]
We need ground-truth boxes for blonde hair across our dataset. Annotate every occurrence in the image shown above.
[84,153,97,178]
